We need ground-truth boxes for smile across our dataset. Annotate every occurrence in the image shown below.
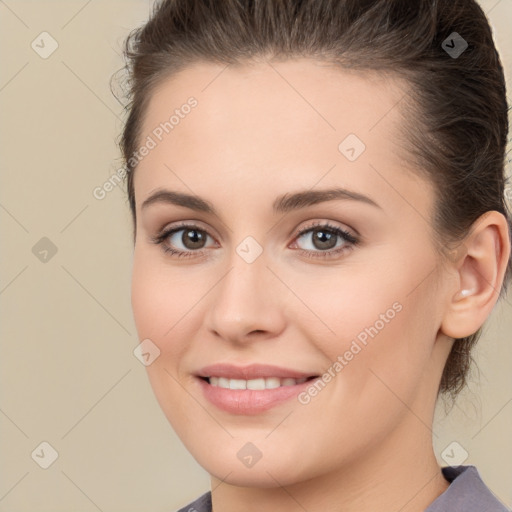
[197,375,320,415]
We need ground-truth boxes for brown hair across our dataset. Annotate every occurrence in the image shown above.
[115,0,512,401]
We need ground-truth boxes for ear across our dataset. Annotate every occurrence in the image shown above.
[440,211,511,339]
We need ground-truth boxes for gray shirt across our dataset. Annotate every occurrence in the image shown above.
[176,465,510,511]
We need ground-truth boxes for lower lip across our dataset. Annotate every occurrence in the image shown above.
[197,377,316,415]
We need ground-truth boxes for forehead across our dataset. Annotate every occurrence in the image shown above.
[141,58,408,148]
[134,58,430,218]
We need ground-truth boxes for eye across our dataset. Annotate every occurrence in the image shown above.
[151,223,217,258]
[291,222,359,259]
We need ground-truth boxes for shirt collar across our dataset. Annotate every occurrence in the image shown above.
[425,465,509,511]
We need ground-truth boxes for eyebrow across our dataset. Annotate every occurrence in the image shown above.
[141,187,381,215]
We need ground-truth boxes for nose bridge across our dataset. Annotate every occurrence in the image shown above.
[205,243,284,342]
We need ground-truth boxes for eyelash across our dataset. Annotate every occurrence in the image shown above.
[151,221,359,260]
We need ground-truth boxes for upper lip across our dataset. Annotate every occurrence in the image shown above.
[196,363,318,380]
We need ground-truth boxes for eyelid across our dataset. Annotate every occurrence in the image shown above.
[292,219,357,240]
[152,220,219,242]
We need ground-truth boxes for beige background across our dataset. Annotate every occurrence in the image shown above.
[0,1,511,511]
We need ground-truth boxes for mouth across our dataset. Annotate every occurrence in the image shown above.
[194,364,321,415]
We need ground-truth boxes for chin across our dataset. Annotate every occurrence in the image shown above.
[190,442,315,488]
[209,463,305,489]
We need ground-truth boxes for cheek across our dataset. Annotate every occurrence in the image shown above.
[130,251,198,428]
[292,262,437,399]
[131,247,216,387]
[131,247,194,338]
[131,251,163,339]
[130,249,191,378]
[282,270,437,470]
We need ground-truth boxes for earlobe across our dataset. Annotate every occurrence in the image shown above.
[440,211,511,340]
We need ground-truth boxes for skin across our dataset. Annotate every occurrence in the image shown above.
[130,59,510,512]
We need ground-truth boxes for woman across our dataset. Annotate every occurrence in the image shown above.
[117,0,512,510]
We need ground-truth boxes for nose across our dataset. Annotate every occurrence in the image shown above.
[204,250,286,345]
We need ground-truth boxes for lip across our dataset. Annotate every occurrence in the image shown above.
[195,363,319,415]
[196,377,316,415]
[196,363,317,380]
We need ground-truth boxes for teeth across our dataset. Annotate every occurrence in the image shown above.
[247,378,265,390]
[208,376,309,389]
[266,377,282,389]
[229,379,246,390]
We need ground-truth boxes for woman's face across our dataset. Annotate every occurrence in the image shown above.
[131,59,454,486]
